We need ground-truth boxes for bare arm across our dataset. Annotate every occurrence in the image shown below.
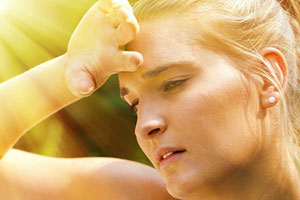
[0,55,78,158]
[0,1,176,199]
[0,149,176,200]
[0,0,142,158]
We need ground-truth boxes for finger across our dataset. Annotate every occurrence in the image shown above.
[117,22,137,46]
[98,0,132,14]
[113,0,133,11]
[97,0,110,14]
[66,63,96,97]
[107,2,137,28]
[118,6,137,25]
[116,8,139,46]
[107,7,120,27]
[111,51,143,73]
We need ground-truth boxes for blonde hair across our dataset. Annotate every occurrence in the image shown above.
[132,0,300,172]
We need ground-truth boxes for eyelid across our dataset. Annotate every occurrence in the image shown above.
[162,78,189,91]
[127,76,191,113]
[129,99,139,113]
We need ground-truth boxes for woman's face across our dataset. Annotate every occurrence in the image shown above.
[118,17,262,198]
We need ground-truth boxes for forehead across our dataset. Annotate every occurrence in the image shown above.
[119,17,197,83]
[129,18,195,64]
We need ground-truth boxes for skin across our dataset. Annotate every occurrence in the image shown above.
[118,17,300,200]
[0,0,143,158]
[0,149,175,200]
[1,1,299,199]
[0,2,176,199]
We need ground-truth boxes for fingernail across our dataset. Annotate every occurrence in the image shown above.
[80,86,95,95]
[136,54,143,67]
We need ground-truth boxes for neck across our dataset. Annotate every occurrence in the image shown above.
[216,149,300,200]
[186,134,300,200]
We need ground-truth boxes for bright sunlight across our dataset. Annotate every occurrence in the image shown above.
[0,0,10,13]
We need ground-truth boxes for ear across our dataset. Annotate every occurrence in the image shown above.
[259,47,288,109]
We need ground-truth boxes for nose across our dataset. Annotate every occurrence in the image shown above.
[135,102,167,140]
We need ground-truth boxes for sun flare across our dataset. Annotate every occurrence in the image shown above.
[0,0,8,13]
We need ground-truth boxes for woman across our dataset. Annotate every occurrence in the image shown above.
[118,0,300,199]
[1,0,300,199]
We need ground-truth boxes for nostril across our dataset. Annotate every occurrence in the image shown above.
[148,128,160,136]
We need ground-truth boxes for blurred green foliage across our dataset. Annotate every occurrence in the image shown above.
[0,0,151,165]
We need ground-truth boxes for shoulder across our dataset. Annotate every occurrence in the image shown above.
[0,149,177,200]
[72,157,176,200]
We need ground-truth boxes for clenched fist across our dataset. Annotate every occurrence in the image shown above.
[66,0,143,97]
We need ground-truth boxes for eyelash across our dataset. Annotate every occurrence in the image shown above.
[162,79,188,92]
[129,79,188,113]
[130,100,139,113]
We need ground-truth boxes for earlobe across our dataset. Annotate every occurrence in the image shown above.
[258,47,288,109]
[260,86,281,109]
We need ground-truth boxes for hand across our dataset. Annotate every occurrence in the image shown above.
[66,0,143,97]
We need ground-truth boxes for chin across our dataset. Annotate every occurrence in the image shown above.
[163,164,228,199]
[163,169,201,199]
[166,182,190,199]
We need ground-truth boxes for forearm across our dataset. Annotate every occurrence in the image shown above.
[0,149,73,200]
[0,149,176,200]
[0,55,80,158]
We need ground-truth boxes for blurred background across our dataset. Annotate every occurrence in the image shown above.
[0,0,151,165]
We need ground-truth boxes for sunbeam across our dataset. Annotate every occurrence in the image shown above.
[0,0,144,161]
[0,0,9,13]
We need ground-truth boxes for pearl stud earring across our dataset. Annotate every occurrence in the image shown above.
[268,96,275,104]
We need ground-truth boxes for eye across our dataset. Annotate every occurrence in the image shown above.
[128,79,188,114]
[129,100,139,113]
[163,79,188,92]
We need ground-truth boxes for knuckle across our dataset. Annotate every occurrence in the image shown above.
[107,9,120,27]
[118,7,131,21]
[97,0,111,14]
[117,23,136,45]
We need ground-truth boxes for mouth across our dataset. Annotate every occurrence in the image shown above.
[156,147,186,168]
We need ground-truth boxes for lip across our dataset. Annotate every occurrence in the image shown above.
[155,147,186,167]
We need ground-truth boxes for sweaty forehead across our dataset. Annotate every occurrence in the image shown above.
[118,17,202,94]
[125,17,196,70]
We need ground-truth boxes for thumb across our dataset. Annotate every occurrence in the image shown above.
[66,64,96,97]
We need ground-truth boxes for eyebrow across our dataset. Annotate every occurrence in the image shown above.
[142,61,192,79]
[120,60,193,100]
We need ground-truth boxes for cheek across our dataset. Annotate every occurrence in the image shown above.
[136,138,156,164]
[168,72,261,166]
